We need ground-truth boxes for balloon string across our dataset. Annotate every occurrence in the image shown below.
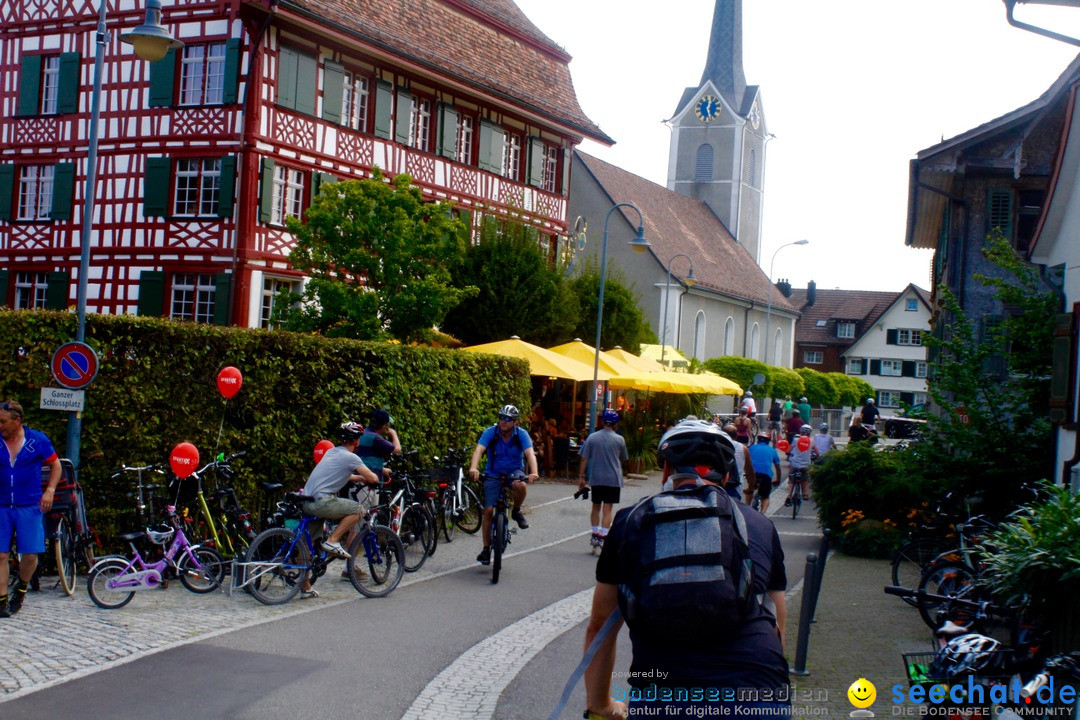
[213,399,227,457]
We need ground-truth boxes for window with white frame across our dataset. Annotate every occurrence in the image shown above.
[837,322,855,339]
[456,115,474,165]
[541,144,559,193]
[179,43,227,106]
[906,298,918,311]
[171,273,216,322]
[408,96,431,150]
[342,72,369,132]
[17,165,54,221]
[271,165,305,225]
[40,55,60,114]
[847,358,863,375]
[915,361,928,378]
[502,133,521,180]
[260,277,297,329]
[880,359,903,376]
[724,317,735,355]
[173,158,222,217]
[14,272,48,309]
[897,329,923,346]
[878,391,901,408]
[804,350,823,365]
[913,392,927,406]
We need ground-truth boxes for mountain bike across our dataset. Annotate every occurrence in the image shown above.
[489,474,517,584]
[371,471,436,573]
[786,468,807,519]
[430,448,482,542]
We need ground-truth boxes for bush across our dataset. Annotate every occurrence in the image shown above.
[704,356,771,396]
[795,367,839,407]
[827,372,874,408]
[769,366,804,402]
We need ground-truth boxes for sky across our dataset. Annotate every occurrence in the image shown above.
[511,0,1080,291]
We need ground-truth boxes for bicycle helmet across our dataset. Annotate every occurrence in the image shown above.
[800,424,813,435]
[498,405,520,420]
[819,423,829,431]
[738,406,748,415]
[339,421,364,442]
[800,397,808,402]
[867,398,875,404]
[744,391,753,398]
[930,633,1002,679]
[657,419,736,473]
[145,524,176,545]
[601,409,620,425]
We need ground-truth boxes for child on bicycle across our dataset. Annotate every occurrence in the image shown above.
[784,425,813,507]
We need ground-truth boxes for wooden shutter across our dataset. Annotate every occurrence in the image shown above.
[478,121,504,173]
[44,271,70,310]
[438,104,459,159]
[526,137,545,187]
[57,53,81,114]
[213,273,232,325]
[0,270,8,307]
[18,55,42,116]
[560,147,571,195]
[395,89,412,144]
[987,188,1013,239]
[50,163,76,220]
[143,157,171,217]
[322,60,344,124]
[312,172,336,198]
[148,49,176,107]
[137,270,165,316]
[259,157,276,223]
[885,329,898,345]
[374,80,393,139]
[0,165,14,220]
[869,359,881,375]
[980,314,1004,342]
[278,47,298,110]
[1050,310,1075,424]
[222,38,241,105]
[901,361,916,377]
[295,52,316,116]
[217,155,236,218]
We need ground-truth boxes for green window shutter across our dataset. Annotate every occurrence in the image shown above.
[217,155,237,218]
[278,46,298,110]
[57,53,81,114]
[1050,312,1074,423]
[900,392,914,407]
[50,163,76,220]
[395,89,412,144]
[374,81,393,139]
[886,329,898,345]
[0,270,8,307]
[901,361,916,377]
[560,147,571,195]
[438,103,458,159]
[259,157,276,224]
[222,38,241,105]
[213,273,232,325]
[0,164,14,221]
[322,60,344,124]
[137,270,165,316]
[143,157,171,217]
[296,52,316,116]
[148,49,176,107]
[44,271,70,310]
[987,188,1013,239]
[312,171,336,198]
[526,137,545,187]
[478,121,505,173]
[869,359,881,375]
[18,55,42,116]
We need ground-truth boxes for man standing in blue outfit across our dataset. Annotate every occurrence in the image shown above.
[467,405,538,565]
[0,400,62,617]
[748,433,781,514]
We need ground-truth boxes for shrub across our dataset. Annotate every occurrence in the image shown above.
[827,372,874,408]
[704,356,771,396]
[795,367,839,407]
[769,366,804,402]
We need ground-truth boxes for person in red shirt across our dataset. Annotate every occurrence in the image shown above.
[784,410,805,445]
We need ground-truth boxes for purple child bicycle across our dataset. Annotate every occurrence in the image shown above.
[87,505,226,609]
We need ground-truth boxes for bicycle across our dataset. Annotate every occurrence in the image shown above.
[236,492,404,604]
[429,448,482,542]
[785,467,807,519]
[170,451,255,559]
[371,469,436,573]
[488,473,517,584]
[915,516,999,629]
[47,458,99,595]
[890,491,973,605]
[87,505,226,609]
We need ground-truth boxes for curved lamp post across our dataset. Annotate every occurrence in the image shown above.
[589,203,651,434]
[659,253,696,367]
[764,239,809,365]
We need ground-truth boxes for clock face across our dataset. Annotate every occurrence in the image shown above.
[695,94,720,123]
[749,102,761,129]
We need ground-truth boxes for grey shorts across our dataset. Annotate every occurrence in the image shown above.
[302,495,362,520]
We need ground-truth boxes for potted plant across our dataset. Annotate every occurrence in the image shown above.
[979,484,1080,651]
[622,413,659,475]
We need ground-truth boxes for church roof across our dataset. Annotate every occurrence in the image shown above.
[278,0,612,144]
[576,151,798,312]
[700,0,747,113]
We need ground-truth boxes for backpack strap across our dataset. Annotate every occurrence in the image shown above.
[485,425,524,466]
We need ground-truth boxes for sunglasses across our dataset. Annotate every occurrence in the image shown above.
[498,415,517,422]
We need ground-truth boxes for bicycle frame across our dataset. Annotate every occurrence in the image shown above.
[103,525,208,592]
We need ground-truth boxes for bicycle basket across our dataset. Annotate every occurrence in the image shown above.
[42,459,78,509]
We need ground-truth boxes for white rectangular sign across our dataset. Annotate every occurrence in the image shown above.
[40,387,85,412]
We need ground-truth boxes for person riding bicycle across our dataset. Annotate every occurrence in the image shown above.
[767,399,783,443]
[467,405,538,565]
[811,423,835,461]
[784,425,812,507]
[747,433,781,514]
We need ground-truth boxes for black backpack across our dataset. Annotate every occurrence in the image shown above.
[616,483,755,641]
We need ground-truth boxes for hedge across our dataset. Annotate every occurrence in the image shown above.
[0,310,529,539]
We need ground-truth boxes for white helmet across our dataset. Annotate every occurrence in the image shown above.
[744,391,753,397]
[931,634,1002,679]
[799,424,812,436]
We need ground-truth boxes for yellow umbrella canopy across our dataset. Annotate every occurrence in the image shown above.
[638,343,689,368]
[608,371,742,396]
[547,340,639,377]
[606,347,668,373]
[463,337,610,382]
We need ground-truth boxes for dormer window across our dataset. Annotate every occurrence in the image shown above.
[837,322,855,339]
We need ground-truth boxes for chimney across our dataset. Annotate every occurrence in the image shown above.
[776,278,792,298]
[807,280,817,307]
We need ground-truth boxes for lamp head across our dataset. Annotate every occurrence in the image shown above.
[684,267,697,288]
[794,239,810,246]
[628,226,650,254]
[121,0,184,62]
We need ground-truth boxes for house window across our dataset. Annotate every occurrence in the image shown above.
[724,317,734,355]
[408,97,431,151]
[502,133,521,180]
[912,392,927,406]
[271,166,305,225]
[456,115,474,165]
[342,73,369,132]
[40,55,60,114]
[171,273,216,322]
[695,144,713,182]
[542,145,559,193]
[14,272,48,309]
[915,361,928,378]
[836,322,855,339]
[897,329,923,346]
[880,359,903,376]
[905,298,918,311]
[179,43,226,106]
[847,358,863,375]
[804,350,823,365]
[1016,189,1045,251]
[878,391,901,408]
[260,277,296,329]
[17,165,54,221]
[173,158,222,217]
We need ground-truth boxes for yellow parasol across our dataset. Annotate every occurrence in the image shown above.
[547,340,640,377]
[608,371,742,396]
[606,347,668,373]
[463,337,610,382]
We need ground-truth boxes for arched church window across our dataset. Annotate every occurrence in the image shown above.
[695,144,713,182]
[747,148,756,186]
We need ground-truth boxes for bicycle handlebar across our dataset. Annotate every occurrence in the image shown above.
[1021,653,1080,698]
[883,585,1013,616]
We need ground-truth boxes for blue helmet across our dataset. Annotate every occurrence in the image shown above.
[601,409,620,425]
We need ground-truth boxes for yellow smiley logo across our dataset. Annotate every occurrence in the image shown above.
[847,678,876,708]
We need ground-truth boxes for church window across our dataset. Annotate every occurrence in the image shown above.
[695,144,713,182]
[747,148,756,186]
[724,317,735,355]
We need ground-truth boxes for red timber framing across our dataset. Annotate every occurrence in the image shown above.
[0,0,608,327]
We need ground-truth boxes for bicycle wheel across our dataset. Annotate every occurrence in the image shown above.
[400,507,433,573]
[792,494,801,520]
[346,525,405,598]
[54,515,77,596]
[440,494,456,543]
[456,485,482,534]
[492,511,506,584]
[892,537,952,605]
[917,560,979,629]
[178,546,226,593]
[244,528,309,605]
[87,558,136,609]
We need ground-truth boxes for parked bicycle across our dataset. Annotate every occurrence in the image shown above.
[429,448,482,542]
[47,458,99,595]
[372,458,436,572]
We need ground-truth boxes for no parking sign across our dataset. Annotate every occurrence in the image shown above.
[51,342,99,390]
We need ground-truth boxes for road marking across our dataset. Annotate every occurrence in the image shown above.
[777,530,823,537]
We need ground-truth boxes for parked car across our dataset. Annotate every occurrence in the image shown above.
[881,405,926,439]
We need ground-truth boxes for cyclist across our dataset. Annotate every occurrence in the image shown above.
[766,399,783,443]
[811,422,835,461]
[577,409,629,550]
[747,433,781,514]
[784,425,812,507]
[357,409,401,482]
[467,405,539,565]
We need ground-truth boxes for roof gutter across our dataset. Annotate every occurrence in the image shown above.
[1004,0,1080,47]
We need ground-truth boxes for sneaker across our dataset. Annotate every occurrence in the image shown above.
[783,498,793,507]
[590,533,601,548]
[300,588,320,599]
[476,547,491,565]
[512,509,529,529]
[321,541,350,559]
[7,589,26,616]
[596,535,605,549]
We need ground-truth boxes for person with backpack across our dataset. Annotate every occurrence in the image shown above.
[467,404,538,566]
[581,420,790,719]
[577,409,629,551]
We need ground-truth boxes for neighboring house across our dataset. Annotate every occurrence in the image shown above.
[790,284,931,410]
[0,0,609,326]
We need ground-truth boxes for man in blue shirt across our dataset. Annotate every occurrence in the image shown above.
[747,433,781,514]
[0,400,62,617]
[467,405,538,565]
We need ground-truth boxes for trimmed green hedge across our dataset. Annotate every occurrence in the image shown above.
[0,310,529,538]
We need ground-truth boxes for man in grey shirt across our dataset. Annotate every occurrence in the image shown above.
[577,409,629,550]
[302,422,378,559]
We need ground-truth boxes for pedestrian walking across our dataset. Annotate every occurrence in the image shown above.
[577,409,629,551]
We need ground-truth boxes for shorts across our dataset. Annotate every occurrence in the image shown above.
[483,472,525,508]
[755,474,774,501]
[301,495,363,521]
[590,485,621,505]
[735,435,750,445]
[789,468,808,485]
[0,506,46,554]
[768,420,782,431]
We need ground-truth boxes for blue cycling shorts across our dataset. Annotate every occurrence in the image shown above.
[0,506,46,554]
[482,472,525,508]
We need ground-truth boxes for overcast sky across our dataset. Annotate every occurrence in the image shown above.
[512,0,1080,291]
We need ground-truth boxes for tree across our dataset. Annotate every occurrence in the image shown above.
[827,372,874,408]
[278,170,473,342]
[704,356,770,395]
[570,259,653,353]
[795,367,839,407]
[769,366,805,402]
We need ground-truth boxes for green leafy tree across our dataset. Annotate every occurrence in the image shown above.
[827,372,874,407]
[769,366,805,402]
[704,356,770,396]
[795,367,839,407]
[570,259,653,353]
[278,170,473,342]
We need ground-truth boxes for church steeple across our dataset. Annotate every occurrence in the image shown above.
[701,0,746,113]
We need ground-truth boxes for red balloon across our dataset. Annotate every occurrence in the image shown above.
[170,442,200,479]
[313,439,334,464]
[217,366,243,399]
[797,436,812,452]
[776,439,790,453]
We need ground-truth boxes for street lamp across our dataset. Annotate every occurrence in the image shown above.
[65,0,181,467]
[659,253,696,367]
[764,239,809,365]
[589,203,651,434]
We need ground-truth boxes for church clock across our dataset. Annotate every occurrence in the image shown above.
[694,94,720,123]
